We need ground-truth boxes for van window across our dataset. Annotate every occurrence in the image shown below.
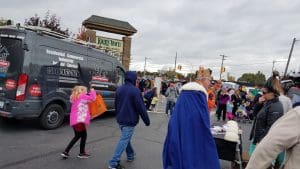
[88,57,113,82]
[0,37,24,77]
[116,67,125,86]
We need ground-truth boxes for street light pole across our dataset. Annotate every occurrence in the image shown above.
[219,54,227,80]
[284,38,297,78]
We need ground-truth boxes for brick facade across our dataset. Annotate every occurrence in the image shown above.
[122,36,131,70]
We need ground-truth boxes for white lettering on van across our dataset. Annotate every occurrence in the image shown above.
[46,49,65,57]
[66,53,83,61]
[58,57,73,63]
[67,63,78,68]
[46,67,79,77]
[93,84,109,88]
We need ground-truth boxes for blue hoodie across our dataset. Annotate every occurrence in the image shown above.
[115,71,150,126]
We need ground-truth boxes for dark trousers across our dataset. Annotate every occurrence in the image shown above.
[232,105,239,117]
[145,99,152,110]
[217,104,227,121]
[64,126,87,154]
[165,100,175,115]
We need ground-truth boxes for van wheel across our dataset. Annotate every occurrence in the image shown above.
[40,104,65,129]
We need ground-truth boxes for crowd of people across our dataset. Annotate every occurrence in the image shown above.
[60,68,300,169]
[143,70,300,169]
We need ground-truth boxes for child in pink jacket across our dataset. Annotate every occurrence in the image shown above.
[61,86,96,159]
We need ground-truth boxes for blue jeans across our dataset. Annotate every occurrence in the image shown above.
[165,100,175,115]
[109,125,135,167]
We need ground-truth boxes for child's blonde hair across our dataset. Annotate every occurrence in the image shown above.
[70,86,87,100]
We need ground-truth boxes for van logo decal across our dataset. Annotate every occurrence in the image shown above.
[92,76,109,82]
[0,60,10,67]
[0,44,10,58]
[5,79,16,90]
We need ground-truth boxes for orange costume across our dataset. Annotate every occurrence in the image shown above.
[207,88,216,112]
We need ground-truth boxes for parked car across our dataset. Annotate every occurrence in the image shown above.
[281,79,294,94]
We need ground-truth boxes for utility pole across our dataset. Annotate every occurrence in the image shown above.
[284,38,297,78]
[219,54,227,80]
[272,60,276,72]
[174,52,177,72]
[143,57,149,77]
[174,52,177,80]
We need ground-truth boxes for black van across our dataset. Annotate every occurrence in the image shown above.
[0,26,125,129]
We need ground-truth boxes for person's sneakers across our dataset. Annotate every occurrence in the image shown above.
[60,152,69,158]
[127,153,135,162]
[108,164,125,169]
[127,158,134,162]
[77,152,91,159]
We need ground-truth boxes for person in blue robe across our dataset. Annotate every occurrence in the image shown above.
[162,82,220,169]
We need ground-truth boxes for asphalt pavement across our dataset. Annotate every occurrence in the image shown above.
[0,96,253,169]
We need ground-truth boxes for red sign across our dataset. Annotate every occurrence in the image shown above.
[5,79,16,90]
[29,84,42,97]
[0,60,10,67]
[92,76,109,82]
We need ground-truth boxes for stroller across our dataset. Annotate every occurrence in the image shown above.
[236,102,252,123]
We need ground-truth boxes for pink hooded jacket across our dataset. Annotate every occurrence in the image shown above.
[69,90,96,126]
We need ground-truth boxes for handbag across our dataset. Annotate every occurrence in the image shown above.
[88,94,107,119]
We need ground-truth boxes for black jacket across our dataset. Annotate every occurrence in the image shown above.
[250,97,283,144]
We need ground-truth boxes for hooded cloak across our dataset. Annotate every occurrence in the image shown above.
[163,82,220,169]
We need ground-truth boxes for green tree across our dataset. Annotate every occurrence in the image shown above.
[237,71,266,85]
[227,73,236,82]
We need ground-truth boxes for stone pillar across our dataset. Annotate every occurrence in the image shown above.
[85,29,96,43]
[122,36,131,70]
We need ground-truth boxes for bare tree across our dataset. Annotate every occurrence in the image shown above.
[76,26,87,41]
[24,11,69,36]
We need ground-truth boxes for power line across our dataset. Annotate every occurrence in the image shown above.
[226,61,274,67]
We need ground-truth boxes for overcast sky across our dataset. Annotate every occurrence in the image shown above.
[1,0,300,79]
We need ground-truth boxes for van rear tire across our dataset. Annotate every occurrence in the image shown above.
[40,104,65,129]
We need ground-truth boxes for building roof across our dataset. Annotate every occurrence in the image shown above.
[82,15,137,36]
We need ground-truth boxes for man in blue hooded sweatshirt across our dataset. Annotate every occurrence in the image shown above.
[162,69,220,169]
[108,71,150,169]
